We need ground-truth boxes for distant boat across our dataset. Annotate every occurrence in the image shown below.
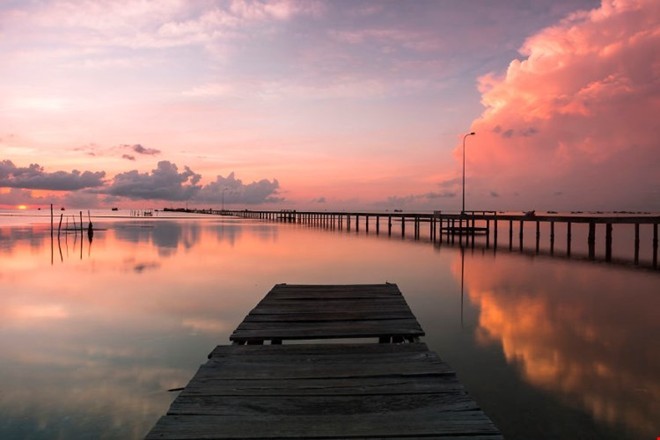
[111,207,119,211]
[60,207,65,211]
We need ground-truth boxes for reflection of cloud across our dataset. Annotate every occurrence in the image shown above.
[454,255,660,438]
[0,217,281,438]
[181,318,230,334]
[13,304,69,320]
[0,359,185,438]
[133,262,161,273]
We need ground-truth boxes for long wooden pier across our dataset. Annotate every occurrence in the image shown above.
[146,284,502,439]
[168,208,660,269]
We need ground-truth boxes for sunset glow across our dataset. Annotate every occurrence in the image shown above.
[1,0,658,211]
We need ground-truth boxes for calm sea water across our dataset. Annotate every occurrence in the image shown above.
[0,210,658,439]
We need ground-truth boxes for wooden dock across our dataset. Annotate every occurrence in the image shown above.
[166,208,660,269]
[230,283,424,344]
[146,284,502,439]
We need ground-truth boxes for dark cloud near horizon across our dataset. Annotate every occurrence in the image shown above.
[122,154,136,161]
[2,158,283,206]
[105,161,201,201]
[438,177,461,188]
[386,191,455,207]
[125,144,161,156]
[195,172,283,205]
[0,160,106,190]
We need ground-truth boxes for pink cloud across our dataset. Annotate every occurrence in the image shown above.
[464,0,660,210]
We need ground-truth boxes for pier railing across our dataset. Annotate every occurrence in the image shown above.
[166,208,660,270]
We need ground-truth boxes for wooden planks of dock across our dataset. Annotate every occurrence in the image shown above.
[231,283,424,344]
[146,284,502,439]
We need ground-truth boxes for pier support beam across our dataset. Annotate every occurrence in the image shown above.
[588,222,596,260]
[653,223,658,269]
[535,221,540,253]
[550,222,555,255]
[605,223,613,262]
[634,224,640,265]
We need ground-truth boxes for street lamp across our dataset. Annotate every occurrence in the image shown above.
[462,131,476,213]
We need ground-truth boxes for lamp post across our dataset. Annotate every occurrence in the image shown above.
[462,132,476,213]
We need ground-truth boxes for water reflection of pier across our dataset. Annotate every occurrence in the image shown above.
[182,209,659,270]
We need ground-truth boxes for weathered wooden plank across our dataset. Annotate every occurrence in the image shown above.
[205,349,444,367]
[146,410,500,439]
[242,310,415,322]
[247,303,413,314]
[167,393,479,416]
[251,297,410,308]
[179,376,465,397]
[234,318,422,332]
[230,326,424,341]
[265,286,402,297]
[271,283,400,290]
[267,292,402,300]
[195,358,449,380]
[208,342,434,358]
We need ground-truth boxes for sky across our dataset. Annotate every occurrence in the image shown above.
[0,0,658,212]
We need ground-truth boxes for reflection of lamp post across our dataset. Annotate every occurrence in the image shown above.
[462,132,476,213]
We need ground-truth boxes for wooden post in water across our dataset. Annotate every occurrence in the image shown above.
[365,215,369,233]
[376,215,380,235]
[567,222,572,256]
[653,223,658,269]
[401,216,405,238]
[508,220,513,250]
[430,216,434,241]
[519,220,524,251]
[550,221,555,255]
[588,222,596,260]
[485,218,490,248]
[388,215,392,236]
[535,221,540,253]
[356,215,360,232]
[634,223,640,265]
[603,223,612,261]
[493,216,498,249]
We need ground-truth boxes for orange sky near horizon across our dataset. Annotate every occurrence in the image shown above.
[1,0,658,212]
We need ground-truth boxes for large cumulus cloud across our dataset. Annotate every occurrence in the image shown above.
[0,160,105,190]
[101,162,282,205]
[1,158,284,206]
[105,161,202,201]
[196,172,283,205]
[464,0,660,210]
